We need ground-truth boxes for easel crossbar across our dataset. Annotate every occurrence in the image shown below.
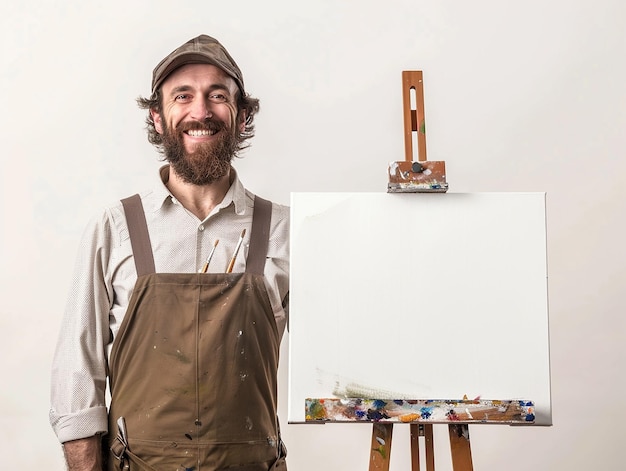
[306,398,535,424]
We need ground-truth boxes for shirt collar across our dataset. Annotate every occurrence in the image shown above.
[152,164,248,216]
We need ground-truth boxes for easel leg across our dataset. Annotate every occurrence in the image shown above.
[410,424,420,470]
[448,424,473,471]
[369,423,472,471]
[410,424,435,471]
[369,423,393,471]
[424,424,435,471]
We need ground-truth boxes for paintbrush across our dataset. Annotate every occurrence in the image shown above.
[199,239,219,273]
[226,228,246,273]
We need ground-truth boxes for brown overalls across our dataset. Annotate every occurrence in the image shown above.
[106,195,286,471]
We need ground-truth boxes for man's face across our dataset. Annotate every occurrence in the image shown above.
[152,63,245,185]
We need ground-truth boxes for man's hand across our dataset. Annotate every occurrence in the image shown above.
[63,435,103,471]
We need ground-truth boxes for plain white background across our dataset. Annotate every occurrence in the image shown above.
[1,0,624,469]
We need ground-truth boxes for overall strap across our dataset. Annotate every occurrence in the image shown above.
[246,196,272,275]
[121,193,272,276]
[121,194,156,277]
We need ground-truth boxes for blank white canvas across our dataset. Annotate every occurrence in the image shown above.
[288,192,551,425]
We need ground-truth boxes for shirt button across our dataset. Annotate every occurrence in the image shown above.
[198,225,205,232]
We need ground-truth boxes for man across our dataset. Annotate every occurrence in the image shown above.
[50,35,289,471]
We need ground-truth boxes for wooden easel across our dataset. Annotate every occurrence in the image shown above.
[378,69,468,470]
[368,422,473,471]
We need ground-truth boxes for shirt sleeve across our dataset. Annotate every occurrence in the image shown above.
[266,202,290,339]
[49,210,115,443]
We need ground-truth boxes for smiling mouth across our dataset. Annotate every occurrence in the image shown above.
[186,129,217,137]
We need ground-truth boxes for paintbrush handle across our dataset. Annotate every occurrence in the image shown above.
[226,230,245,273]
[226,244,242,273]
[199,240,219,273]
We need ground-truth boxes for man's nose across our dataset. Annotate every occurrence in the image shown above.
[191,99,213,120]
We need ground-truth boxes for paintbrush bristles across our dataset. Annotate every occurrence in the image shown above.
[226,228,246,273]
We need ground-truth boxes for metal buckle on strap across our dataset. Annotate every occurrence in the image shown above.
[278,437,287,460]
[110,435,127,460]
[110,417,130,470]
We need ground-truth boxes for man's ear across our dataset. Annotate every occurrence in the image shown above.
[238,110,247,133]
[151,108,164,134]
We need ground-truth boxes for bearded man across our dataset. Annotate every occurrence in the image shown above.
[49,35,289,471]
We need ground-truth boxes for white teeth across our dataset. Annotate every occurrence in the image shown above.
[187,129,214,137]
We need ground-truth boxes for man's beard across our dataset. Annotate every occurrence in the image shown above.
[162,119,239,186]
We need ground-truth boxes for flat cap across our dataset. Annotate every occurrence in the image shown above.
[151,34,245,95]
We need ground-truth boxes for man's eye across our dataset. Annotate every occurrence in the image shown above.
[175,94,191,101]
[208,94,227,103]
